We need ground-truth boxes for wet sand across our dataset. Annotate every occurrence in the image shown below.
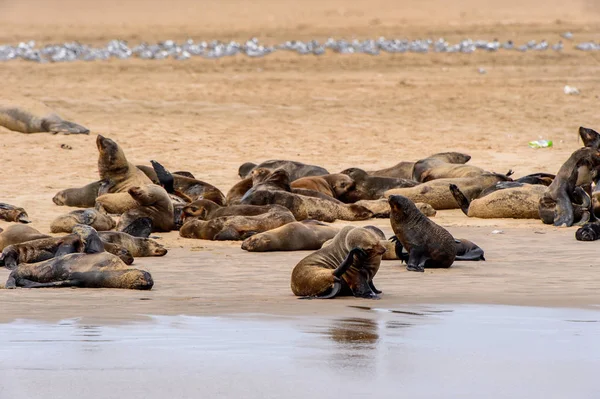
[1,0,600,322]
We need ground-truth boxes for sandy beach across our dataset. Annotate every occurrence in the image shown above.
[1,0,600,323]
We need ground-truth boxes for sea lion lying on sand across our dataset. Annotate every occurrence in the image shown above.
[98,231,167,257]
[412,157,487,182]
[116,184,174,233]
[0,203,30,223]
[367,152,472,179]
[241,220,339,252]
[50,208,116,233]
[238,160,329,181]
[290,174,355,200]
[339,168,418,202]
[0,100,89,134]
[4,252,153,290]
[53,181,104,208]
[0,225,49,250]
[389,195,457,272]
[290,226,386,299]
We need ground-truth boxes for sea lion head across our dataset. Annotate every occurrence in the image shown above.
[52,190,67,206]
[388,195,419,220]
[429,152,472,164]
[182,199,220,221]
[238,162,257,178]
[113,269,154,290]
[345,227,387,257]
[330,174,356,198]
[251,168,272,185]
[340,167,368,181]
[144,238,168,256]
[97,135,128,177]
[363,225,386,240]
[579,126,600,149]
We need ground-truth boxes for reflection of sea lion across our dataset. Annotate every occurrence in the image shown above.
[368,152,472,179]
[117,185,174,233]
[5,252,153,290]
[290,174,355,199]
[339,168,418,202]
[0,100,89,134]
[182,199,278,222]
[53,181,104,208]
[384,173,512,210]
[50,208,116,233]
[389,195,456,272]
[98,231,167,257]
[0,225,50,250]
[238,160,329,181]
[180,206,295,240]
[290,226,386,299]
[0,203,30,223]
[241,220,339,252]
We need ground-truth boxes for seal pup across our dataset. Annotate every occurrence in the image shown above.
[180,206,295,240]
[241,220,339,252]
[579,126,600,149]
[0,100,89,134]
[290,226,386,299]
[182,199,281,222]
[4,252,153,290]
[0,203,30,223]
[367,152,472,179]
[117,184,175,233]
[53,181,104,208]
[339,167,418,202]
[0,225,49,250]
[50,208,116,233]
[389,195,457,272]
[238,160,329,181]
[290,174,355,200]
[98,231,167,257]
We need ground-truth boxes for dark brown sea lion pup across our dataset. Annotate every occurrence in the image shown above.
[0,100,89,134]
[368,152,472,179]
[290,174,355,200]
[52,181,104,208]
[290,226,386,299]
[238,160,329,181]
[50,208,116,233]
[0,225,50,250]
[182,199,279,222]
[180,206,295,240]
[241,220,339,252]
[4,252,153,290]
[117,184,175,233]
[339,168,418,202]
[0,203,30,223]
[98,231,167,257]
[538,147,600,227]
[389,195,457,272]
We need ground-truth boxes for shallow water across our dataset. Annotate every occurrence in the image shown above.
[2,305,599,399]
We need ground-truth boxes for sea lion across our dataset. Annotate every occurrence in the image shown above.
[454,239,486,261]
[352,199,436,218]
[4,252,153,290]
[412,158,487,182]
[50,208,116,233]
[241,219,339,252]
[290,226,386,299]
[95,135,153,213]
[98,231,167,257]
[339,168,418,202]
[0,225,50,250]
[238,162,258,179]
[226,177,253,205]
[182,199,280,222]
[579,126,600,149]
[53,181,104,208]
[538,147,600,227]
[72,224,134,265]
[0,100,89,134]
[575,222,600,241]
[179,206,295,240]
[450,183,547,219]
[117,184,175,233]
[389,195,457,272]
[238,160,329,181]
[368,152,472,179]
[290,174,355,199]
[0,203,30,223]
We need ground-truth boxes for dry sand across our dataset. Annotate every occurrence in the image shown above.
[1,0,600,322]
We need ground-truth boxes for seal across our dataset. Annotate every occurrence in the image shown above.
[0,225,49,250]
[50,208,116,233]
[53,181,104,208]
[117,184,175,233]
[350,198,436,218]
[389,195,457,272]
[412,157,487,182]
[4,252,153,290]
[0,99,89,134]
[0,203,30,223]
[538,147,600,227]
[367,152,472,179]
[290,174,355,200]
[181,199,280,223]
[339,167,418,202]
[241,219,339,252]
[238,160,329,181]
[179,206,295,240]
[98,231,167,257]
[290,226,386,299]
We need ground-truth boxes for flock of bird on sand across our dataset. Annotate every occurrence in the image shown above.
[0,102,599,298]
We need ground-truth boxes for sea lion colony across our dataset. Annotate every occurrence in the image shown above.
[1,106,600,296]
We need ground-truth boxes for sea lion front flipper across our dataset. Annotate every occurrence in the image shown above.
[406,247,426,272]
[389,236,409,263]
[369,280,382,294]
[449,184,470,216]
[553,192,575,227]
[579,126,600,149]
[150,160,175,194]
[121,217,153,238]
[5,274,17,289]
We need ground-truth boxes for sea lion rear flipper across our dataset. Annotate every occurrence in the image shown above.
[150,160,175,194]
[389,235,409,262]
[448,184,470,216]
[314,281,343,299]
[122,217,153,238]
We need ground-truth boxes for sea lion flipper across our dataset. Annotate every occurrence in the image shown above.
[406,247,426,272]
[448,184,470,216]
[44,119,90,135]
[173,171,195,179]
[332,249,360,278]
[553,192,575,227]
[150,160,175,194]
[121,217,153,238]
[5,274,17,289]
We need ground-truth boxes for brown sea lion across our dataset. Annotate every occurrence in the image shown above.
[4,252,153,289]
[368,152,472,179]
[0,225,50,250]
[0,203,30,223]
[384,173,513,210]
[50,208,116,233]
[238,160,329,181]
[339,168,418,202]
[180,206,295,240]
[72,224,134,265]
[0,100,89,134]
[412,158,486,182]
[579,126,600,149]
[53,181,104,208]
[290,174,355,199]
[117,184,175,233]
[182,199,280,222]
[241,219,339,252]
[538,147,600,227]
[353,198,437,218]
[389,195,457,272]
[98,231,167,257]
[290,226,386,299]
